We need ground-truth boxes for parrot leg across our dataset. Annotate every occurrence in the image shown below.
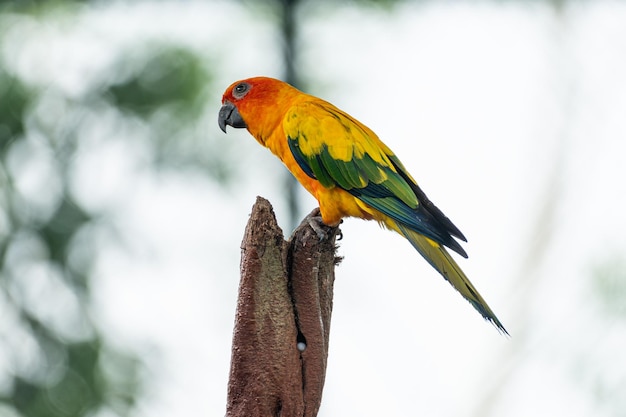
[307,216,342,242]
[296,208,342,241]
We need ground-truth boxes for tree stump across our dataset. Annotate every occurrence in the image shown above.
[226,197,340,417]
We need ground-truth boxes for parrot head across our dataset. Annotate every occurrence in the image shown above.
[218,80,249,133]
[218,77,300,136]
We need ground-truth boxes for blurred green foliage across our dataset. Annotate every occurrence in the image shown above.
[0,69,27,150]
[109,46,207,119]
[592,256,626,317]
[0,37,134,417]
[0,4,223,417]
[105,44,232,179]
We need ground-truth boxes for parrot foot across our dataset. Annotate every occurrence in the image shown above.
[308,216,342,242]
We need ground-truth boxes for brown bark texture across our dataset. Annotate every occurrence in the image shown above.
[226,197,340,417]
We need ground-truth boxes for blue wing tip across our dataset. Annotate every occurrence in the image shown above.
[491,318,510,337]
[469,300,509,336]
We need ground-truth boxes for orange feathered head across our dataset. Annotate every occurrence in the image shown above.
[218,77,301,135]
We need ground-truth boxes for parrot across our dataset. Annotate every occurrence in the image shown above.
[218,76,507,334]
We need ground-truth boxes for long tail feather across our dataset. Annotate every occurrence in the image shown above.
[394,222,508,334]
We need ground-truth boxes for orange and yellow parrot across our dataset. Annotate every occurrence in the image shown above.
[219,76,507,334]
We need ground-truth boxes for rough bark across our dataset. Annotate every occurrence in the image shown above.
[226,197,340,417]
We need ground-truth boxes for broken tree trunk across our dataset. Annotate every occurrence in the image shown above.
[226,197,340,417]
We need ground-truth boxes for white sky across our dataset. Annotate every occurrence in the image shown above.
[2,1,626,416]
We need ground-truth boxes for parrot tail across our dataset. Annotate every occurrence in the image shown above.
[394,222,508,335]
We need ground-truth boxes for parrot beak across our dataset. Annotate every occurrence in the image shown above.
[218,101,247,133]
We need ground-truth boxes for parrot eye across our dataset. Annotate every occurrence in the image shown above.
[233,82,250,99]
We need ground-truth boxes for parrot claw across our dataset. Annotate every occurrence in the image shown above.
[308,216,330,241]
[308,216,341,242]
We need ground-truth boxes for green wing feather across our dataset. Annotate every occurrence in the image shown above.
[285,101,467,257]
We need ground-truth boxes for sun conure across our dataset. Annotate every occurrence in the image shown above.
[219,76,507,334]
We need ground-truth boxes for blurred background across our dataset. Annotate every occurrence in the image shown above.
[1,0,625,416]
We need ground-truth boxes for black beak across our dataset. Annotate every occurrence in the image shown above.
[218,101,247,133]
